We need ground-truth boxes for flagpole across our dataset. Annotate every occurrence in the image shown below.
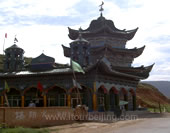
[4,81,10,107]
[4,93,9,107]
[71,60,82,105]
[3,37,5,55]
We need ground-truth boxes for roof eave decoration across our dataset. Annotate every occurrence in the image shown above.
[62,45,71,57]
[132,45,145,58]
[125,27,138,40]
[68,27,78,40]
[144,63,155,73]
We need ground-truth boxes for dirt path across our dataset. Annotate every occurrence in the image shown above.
[48,112,170,133]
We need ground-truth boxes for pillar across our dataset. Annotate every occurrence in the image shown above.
[133,95,136,111]
[1,96,4,107]
[124,94,128,110]
[104,93,109,111]
[43,95,47,107]
[21,96,24,107]
[67,94,71,107]
[93,82,97,111]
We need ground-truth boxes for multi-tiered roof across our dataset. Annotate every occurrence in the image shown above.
[63,12,154,79]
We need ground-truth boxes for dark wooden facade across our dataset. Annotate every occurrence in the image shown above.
[0,11,153,112]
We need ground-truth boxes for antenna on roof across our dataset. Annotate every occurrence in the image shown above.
[99,1,104,16]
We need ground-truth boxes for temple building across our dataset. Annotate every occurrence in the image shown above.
[0,6,153,112]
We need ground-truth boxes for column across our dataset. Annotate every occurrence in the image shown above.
[115,94,119,107]
[1,96,4,107]
[21,95,25,107]
[133,95,136,111]
[43,95,47,107]
[67,94,71,107]
[93,82,97,111]
[124,94,128,110]
[104,93,109,111]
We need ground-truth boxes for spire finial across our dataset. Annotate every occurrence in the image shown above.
[99,1,104,16]
[78,27,82,39]
[14,35,18,44]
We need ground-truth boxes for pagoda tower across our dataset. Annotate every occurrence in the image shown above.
[63,29,90,67]
[63,5,154,79]
[62,4,154,111]
[3,37,24,72]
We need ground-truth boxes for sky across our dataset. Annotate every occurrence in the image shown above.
[0,0,170,81]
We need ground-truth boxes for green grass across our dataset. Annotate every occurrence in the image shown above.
[0,127,50,133]
[148,104,170,113]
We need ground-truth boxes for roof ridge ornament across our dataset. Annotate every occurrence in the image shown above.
[78,27,83,40]
[99,1,104,17]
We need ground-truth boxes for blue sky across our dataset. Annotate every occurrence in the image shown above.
[0,0,170,81]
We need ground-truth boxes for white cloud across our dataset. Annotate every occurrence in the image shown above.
[0,0,81,17]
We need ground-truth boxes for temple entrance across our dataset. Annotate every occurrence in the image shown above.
[70,86,91,108]
[24,87,43,107]
[71,97,81,108]
[109,87,118,111]
[70,87,84,108]
[6,88,21,107]
[97,86,107,112]
[47,86,66,106]
[119,88,128,110]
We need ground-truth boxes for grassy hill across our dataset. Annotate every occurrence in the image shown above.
[137,83,170,112]
[142,81,170,98]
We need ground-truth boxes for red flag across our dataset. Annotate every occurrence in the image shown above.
[5,33,7,38]
[37,82,43,92]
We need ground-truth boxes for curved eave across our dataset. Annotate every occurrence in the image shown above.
[125,27,138,40]
[144,63,155,72]
[68,27,79,40]
[87,26,138,41]
[62,45,71,57]
[136,63,154,79]
[68,26,138,41]
[112,63,155,79]
[130,45,145,58]
[91,45,145,58]
[85,58,142,80]
[113,63,154,73]
[108,45,145,58]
